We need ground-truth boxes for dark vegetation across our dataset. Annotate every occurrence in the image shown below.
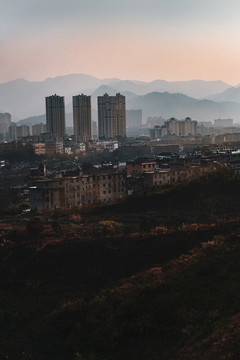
[1,170,240,359]
[0,142,36,162]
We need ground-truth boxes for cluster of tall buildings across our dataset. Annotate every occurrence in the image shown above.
[46,93,126,141]
[8,123,46,140]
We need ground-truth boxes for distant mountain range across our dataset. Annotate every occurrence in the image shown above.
[16,91,240,127]
[127,92,240,122]
[0,73,235,121]
[207,86,240,103]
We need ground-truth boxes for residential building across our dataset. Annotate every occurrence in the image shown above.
[126,157,156,176]
[214,118,233,128]
[98,93,126,140]
[33,143,46,156]
[149,117,197,139]
[46,94,65,138]
[45,140,63,156]
[73,94,92,142]
[17,125,30,139]
[9,122,17,141]
[0,113,11,139]
[126,109,142,129]
[29,171,126,210]
[32,123,46,136]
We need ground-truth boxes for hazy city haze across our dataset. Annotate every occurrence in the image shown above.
[1,0,240,84]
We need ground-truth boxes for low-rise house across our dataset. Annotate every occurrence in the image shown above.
[127,157,156,176]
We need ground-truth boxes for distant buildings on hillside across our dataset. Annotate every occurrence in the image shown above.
[1,95,240,154]
[214,118,233,128]
[149,117,197,139]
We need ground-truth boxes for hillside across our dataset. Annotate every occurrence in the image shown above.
[208,86,240,104]
[127,92,240,122]
[1,170,240,359]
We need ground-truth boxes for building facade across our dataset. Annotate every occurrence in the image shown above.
[126,109,142,129]
[73,94,92,142]
[46,94,65,138]
[98,93,126,140]
[30,171,126,210]
[32,123,46,136]
[0,113,11,139]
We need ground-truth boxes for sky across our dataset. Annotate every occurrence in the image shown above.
[1,0,240,84]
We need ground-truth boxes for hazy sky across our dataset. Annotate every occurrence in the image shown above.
[1,0,240,84]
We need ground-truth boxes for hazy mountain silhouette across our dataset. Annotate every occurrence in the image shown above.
[127,92,240,122]
[0,74,231,120]
[207,86,240,103]
[108,79,230,98]
[17,91,240,126]
[17,113,74,127]
[17,114,46,126]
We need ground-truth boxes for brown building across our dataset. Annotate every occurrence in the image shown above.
[29,171,126,210]
[126,157,156,176]
[45,140,63,156]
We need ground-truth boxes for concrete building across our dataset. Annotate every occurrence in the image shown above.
[32,123,46,136]
[33,143,46,156]
[179,117,197,136]
[149,117,197,139]
[165,117,197,137]
[8,122,17,141]
[45,140,63,156]
[165,117,180,136]
[73,94,92,142]
[0,113,11,139]
[98,93,126,140]
[214,118,233,128]
[149,125,167,139]
[126,109,142,129]
[17,125,30,139]
[29,171,126,210]
[126,157,156,176]
[46,94,65,138]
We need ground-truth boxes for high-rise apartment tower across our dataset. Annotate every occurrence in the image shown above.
[46,94,65,138]
[73,94,92,142]
[98,93,126,140]
[0,113,11,139]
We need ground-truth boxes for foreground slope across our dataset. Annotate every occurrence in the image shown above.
[1,170,240,359]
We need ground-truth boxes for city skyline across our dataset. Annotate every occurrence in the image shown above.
[1,0,240,85]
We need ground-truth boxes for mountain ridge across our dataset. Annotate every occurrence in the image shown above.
[0,74,231,120]
[17,91,240,125]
